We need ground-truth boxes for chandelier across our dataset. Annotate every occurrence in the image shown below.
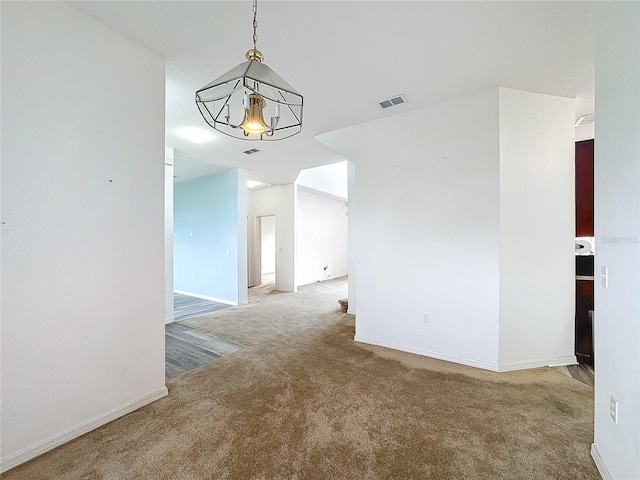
[195,0,303,141]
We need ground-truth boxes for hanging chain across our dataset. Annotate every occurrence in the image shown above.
[252,0,258,51]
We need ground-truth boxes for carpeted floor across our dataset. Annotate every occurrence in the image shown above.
[4,277,599,479]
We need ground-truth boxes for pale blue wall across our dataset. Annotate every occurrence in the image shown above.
[174,170,240,303]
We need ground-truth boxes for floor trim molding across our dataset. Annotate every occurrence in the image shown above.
[354,335,500,371]
[174,290,237,306]
[1,387,168,473]
[591,443,613,480]
[354,336,577,373]
[497,355,578,372]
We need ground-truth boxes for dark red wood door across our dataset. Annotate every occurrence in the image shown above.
[575,279,594,364]
[575,140,594,237]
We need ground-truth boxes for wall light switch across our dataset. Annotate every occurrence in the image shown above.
[226,248,230,255]
[601,266,609,288]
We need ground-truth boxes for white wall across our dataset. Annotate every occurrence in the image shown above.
[591,3,640,479]
[165,147,175,323]
[319,89,503,370]
[347,161,358,314]
[0,1,167,471]
[261,215,276,274]
[498,88,576,369]
[296,161,348,200]
[318,87,576,372]
[296,189,348,286]
[248,185,297,292]
[236,169,249,305]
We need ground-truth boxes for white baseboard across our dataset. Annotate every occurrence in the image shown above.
[354,336,577,373]
[591,443,613,480]
[497,355,578,372]
[174,290,237,306]
[0,387,168,473]
[165,315,175,324]
[354,335,501,371]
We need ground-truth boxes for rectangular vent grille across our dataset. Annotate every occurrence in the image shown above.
[379,95,406,109]
[243,148,260,155]
[575,114,595,127]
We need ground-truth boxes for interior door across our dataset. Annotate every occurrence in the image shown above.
[247,216,262,288]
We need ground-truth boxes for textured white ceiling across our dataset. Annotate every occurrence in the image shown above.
[68,1,595,184]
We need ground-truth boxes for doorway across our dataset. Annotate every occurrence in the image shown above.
[259,215,276,287]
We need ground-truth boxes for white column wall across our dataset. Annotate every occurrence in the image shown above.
[318,87,576,372]
[591,3,640,479]
[165,147,175,323]
[1,1,167,470]
[236,168,249,305]
[319,89,502,369]
[498,88,576,370]
[347,161,358,315]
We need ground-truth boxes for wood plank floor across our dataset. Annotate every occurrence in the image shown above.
[566,363,594,387]
[556,363,594,387]
[166,293,242,381]
[173,292,231,321]
[165,323,244,381]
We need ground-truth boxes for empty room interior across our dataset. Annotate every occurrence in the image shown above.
[1,1,639,479]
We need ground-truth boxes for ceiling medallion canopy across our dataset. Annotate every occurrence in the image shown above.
[195,0,303,141]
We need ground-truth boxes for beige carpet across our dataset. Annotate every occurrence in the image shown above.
[4,277,599,479]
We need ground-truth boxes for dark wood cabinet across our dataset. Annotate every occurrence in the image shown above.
[575,279,594,364]
[575,139,594,365]
[575,140,594,237]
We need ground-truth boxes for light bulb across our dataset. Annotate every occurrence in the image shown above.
[242,93,267,134]
[243,120,266,134]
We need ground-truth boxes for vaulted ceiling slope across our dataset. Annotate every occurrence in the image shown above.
[68,1,595,185]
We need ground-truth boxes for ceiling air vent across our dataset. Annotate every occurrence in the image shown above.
[378,94,407,109]
[575,114,595,127]
[243,148,260,155]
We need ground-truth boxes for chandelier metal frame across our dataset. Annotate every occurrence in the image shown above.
[195,0,303,141]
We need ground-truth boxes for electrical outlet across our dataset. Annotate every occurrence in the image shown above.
[422,313,431,324]
[323,266,331,280]
[610,395,618,423]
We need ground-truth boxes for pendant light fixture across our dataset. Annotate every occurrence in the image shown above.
[195,0,303,141]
